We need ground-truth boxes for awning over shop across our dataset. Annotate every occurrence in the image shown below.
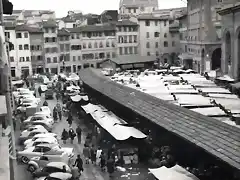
[216,75,235,82]
[81,103,147,141]
[149,165,199,180]
[0,95,7,115]
[70,95,89,102]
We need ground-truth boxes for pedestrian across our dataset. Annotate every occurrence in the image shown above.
[68,128,76,144]
[53,107,58,122]
[74,154,84,173]
[107,156,115,177]
[96,147,102,166]
[58,110,62,121]
[90,145,96,164]
[83,144,91,164]
[66,114,73,127]
[61,129,69,144]
[76,125,82,144]
[38,86,42,97]
[62,165,67,173]
[71,166,80,180]
[100,152,106,171]
[43,99,48,106]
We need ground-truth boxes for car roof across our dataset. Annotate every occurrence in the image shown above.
[33,133,56,138]
[40,106,50,110]
[34,137,56,142]
[47,162,68,169]
[36,143,57,148]
[49,172,72,180]
[31,129,46,132]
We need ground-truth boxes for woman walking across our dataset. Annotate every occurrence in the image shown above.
[83,144,91,164]
[61,129,68,144]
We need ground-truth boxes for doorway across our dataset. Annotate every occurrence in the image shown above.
[211,48,221,70]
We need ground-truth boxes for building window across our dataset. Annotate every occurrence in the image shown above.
[172,41,175,47]
[134,47,138,54]
[52,37,56,42]
[94,42,98,48]
[112,42,115,47]
[124,47,128,54]
[60,44,64,52]
[133,35,137,43]
[73,56,76,61]
[26,57,30,61]
[47,58,51,63]
[133,8,136,13]
[24,32,28,38]
[51,28,56,33]
[16,33,22,38]
[31,45,34,51]
[5,32,10,39]
[99,42,103,48]
[10,56,14,62]
[78,56,81,61]
[106,52,110,58]
[88,42,92,48]
[154,32,159,37]
[147,52,151,56]
[156,51,159,56]
[164,41,168,47]
[106,41,109,47]
[155,21,158,26]
[164,33,167,38]
[129,35,132,43]
[146,42,150,48]
[145,20,150,26]
[76,34,80,39]
[164,21,167,26]
[112,52,116,58]
[146,32,150,38]
[19,57,24,62]
[129,47,133,54]
[24,44,29,50]
[45,37,49,43]
[119,47,123,55]
[155,42,158,48]
[19,45,23,50]
[37,56,42,61]
[83,43,86,49]
[53,57,57,63]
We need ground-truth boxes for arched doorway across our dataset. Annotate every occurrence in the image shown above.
[211,48,221,70]
[225,31,231,73]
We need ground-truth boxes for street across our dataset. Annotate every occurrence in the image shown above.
[15,84,155,180]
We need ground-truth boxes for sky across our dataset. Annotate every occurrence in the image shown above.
[10,0,186,17]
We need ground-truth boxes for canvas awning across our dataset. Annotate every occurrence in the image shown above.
[149,165,199,180]
[231,82,240,89]
[191,107,226,116]
[66,85,80,91]
[0,95,7,115]
[12,80,24,85]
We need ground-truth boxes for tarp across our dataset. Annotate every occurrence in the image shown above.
[12,80,24,85]
[70,95,89,102]
[191,107,226,116]
[66,85,80,91]
[40,85,47,92]
[66,73,79,81]
[149,165,199,180]
[199,88,231,94]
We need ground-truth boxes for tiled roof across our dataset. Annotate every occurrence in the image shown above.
[67,24,116,33]
[15,25,43,33]
[79,68,240,170]
[4,22,16,29]
[61,16,76,23]
[58,28,70,36]
[138,15,170,20]
[116,19,138,26]
[110,55,155,65]
[41,20,57,28]
[120,0,158,7]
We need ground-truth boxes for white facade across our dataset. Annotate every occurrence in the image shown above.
[43,26,59,74]
[15,30,32,77]
[138,16,181,64]
[58,20,77,29]
[69,31,82,71]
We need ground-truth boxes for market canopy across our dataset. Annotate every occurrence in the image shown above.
[149,165,199,180]
[70,95,89,102]
[12,80,24,85]
[66,85,80,91]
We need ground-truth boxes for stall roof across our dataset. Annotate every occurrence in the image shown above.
[198,88,231,94]
[149,165,199,180]
[79,68,240,170]
[110,55,155,65]
[191,107,226,116]
[175,94,212,106]
[0,96,7,115]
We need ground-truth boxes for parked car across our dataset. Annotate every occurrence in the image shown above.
[16,102,35,113]
[36,172,72,180]
[25,137,58,149]
[21,125,47,135]
[17,144,74,164]
[45,89,54,99]
[40,106,51,116]
[35,111,52,118]
[19,129,48,144]
[32,162,71,178]
[24,115,54,125]
[23,133,58,147]
[28,155,70,173]
[21,98,41,105]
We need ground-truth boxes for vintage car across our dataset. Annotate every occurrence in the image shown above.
[40,106,52,116]
[17,144,74,164]
[32,162,71,178]
[36,172,72,180]
[23,133,58,147]
[24,115,54,125]
[28,155,69,173]
[19,129,48,144]
[25,137,58,149]
[21,125,47,134]
[16,102,35,113]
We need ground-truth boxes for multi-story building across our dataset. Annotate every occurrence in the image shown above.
[29,26,45,74]
[119,0,159,19]
[116,19,139,56]
[73,24,117,68]
[58,29,72,72]
[179,0,223,73]
[41,20,59,74]
[138,14,181,64]
[15,25,32,77]
[218,0,240,80]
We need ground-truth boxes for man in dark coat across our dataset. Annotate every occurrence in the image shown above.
[76,126,82,144]
[66,114,73,127]
[74,155,83,173]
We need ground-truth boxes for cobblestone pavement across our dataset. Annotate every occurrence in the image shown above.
[15,84,155,180]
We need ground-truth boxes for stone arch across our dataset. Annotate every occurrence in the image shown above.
[211,48,222,70]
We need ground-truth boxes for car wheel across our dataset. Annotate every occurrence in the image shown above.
[28,164,36,173]
[21,156,29,164]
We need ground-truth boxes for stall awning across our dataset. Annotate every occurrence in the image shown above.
[149,165,199,180]
[0,96,7,115]
[12,80,24,85]
[191,107,226,116]
[70,95,89,102]
[66,85,80,91]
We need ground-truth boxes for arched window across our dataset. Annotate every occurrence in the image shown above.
[82,43,86,49]
[88,42,92,48]
[164,33,167,38]
[99,42,103,48]
[94,42,98,48]
[106,41,110,47]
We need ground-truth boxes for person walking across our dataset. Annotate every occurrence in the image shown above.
[58,110,62,121]
[96,147,102,166]
[83,144,91,164]
[90,145,96,165]
[107,156,115,177]
[66,114,73,127]
[53,107,58,122]
[38,86,42,97]
[68,128,76,144]
[76,126,82,144]
[74,155,84,173]
[100,152,106,171]
[61,129,69,144]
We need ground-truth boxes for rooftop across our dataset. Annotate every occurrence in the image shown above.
[116,19,138,26]
[67,23,116,33]
[41,20,57,28]
[119,0,158,7]
[138,14,170,20]
[109,55,155,65]
[79,68,240,171]
[15,24,43,33]
[58,28,70,36]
